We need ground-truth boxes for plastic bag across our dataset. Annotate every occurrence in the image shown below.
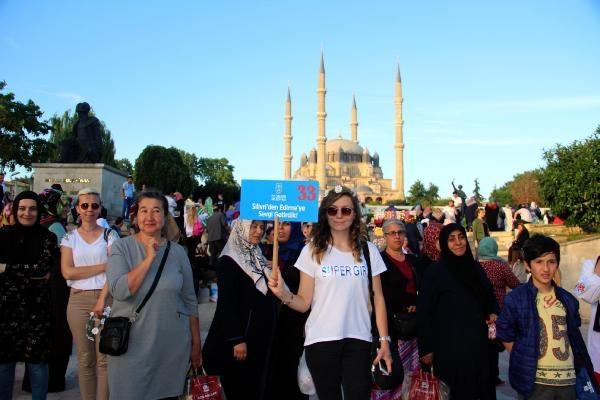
[298,350,317,395]
[371,386,403,400]
[179,368,226,400]
[401,369,449,400]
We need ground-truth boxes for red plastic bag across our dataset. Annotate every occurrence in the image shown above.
[401,369,449,400]
[180,368,226,400]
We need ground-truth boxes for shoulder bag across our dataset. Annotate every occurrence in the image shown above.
[363,242,404,390]
[100,241,171,356]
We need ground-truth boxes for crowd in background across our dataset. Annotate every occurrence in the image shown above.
[0,179,599,400]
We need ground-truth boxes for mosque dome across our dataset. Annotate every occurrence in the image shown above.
[326,138,364,154]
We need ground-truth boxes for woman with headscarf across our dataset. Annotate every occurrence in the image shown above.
[477,237,520,386]
[420,209,444,270]
[418,223,499,400]
[21,189,73,393]
[202,219,278,400]
[0,191,59,400]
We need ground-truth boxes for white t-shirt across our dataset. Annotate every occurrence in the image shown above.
[61,228,119,290]
[295,241,387,346]
[443,206,457,223]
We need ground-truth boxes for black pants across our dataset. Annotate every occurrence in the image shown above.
[209,239,225,267]
[305,338,371,400]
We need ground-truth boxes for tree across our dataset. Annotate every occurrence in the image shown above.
[407,180,427,204]
[489,169,543,206]
[134,145,195,196]
[407,180,440,206]
[473,178,484,204]
[114,158,133,174]
[197,157,237,186]
[48,109,117,167]
[0,81,52,171]
[510,170,543,206]
[489,184,513,206]
[177,149,200,187]
[194,157,239,204]
[539,127,600,230]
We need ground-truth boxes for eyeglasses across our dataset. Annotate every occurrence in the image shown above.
[80,203,100,210]
[326,206,353,217]
[384,230,406,237]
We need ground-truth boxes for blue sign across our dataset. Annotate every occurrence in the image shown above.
[240,179,319,222]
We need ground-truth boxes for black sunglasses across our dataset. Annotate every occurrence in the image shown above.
[80,202,100,210]
[326,206,353,217]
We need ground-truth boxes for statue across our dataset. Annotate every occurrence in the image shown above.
[59,102,103,163]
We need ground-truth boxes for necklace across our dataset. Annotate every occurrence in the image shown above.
[79,226,98,233]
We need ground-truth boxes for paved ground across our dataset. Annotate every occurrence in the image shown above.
[15,300,575,400]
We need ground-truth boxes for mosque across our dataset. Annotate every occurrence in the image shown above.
[282,54,406,203]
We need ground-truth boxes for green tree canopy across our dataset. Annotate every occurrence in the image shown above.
[407,180,439,206]
[197,157,237,186]
[0,81,52,171]
[114,158,133,174]
[48,108,117,167]
[134,145,195,196]
[489,170,543,206]
[539,127,600,230]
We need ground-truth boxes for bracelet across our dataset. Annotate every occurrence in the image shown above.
[378,336,391,343]
[282,293,294,305]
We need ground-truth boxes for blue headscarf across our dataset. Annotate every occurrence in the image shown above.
[279,222,304,263]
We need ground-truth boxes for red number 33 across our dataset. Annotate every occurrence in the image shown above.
[298,185,316,201]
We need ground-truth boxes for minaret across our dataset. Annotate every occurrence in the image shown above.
[350,95,358,143]
[316,52,327,190]
[283,87,293,179]
[394,64,405,199]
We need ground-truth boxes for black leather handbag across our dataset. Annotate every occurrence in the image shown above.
[363,243,404,390]
[99,242,170,356]
[391,311,417,341]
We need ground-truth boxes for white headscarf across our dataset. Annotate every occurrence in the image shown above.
[220,219,271,295]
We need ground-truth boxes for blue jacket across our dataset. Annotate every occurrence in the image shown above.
[497,279,595,397]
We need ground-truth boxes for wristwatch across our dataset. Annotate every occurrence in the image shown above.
[378,336,391,342]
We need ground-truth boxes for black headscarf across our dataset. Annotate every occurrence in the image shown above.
[439,223,487,306]
[0,190,48,264]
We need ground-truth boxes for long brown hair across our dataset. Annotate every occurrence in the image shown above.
[310,187,366,263]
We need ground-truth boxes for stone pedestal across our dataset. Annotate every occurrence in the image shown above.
[33,163,128,218]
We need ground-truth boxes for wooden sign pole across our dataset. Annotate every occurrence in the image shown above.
[272,216,280,277]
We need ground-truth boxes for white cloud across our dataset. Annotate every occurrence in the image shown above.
[38,90,84,103]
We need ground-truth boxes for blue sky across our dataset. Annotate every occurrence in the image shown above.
[2,0,600,197]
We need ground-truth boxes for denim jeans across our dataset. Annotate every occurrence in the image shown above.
[122,197,134,219]
[0,362,48,400]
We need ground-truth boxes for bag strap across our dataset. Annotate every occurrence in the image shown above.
[132,241,171,319]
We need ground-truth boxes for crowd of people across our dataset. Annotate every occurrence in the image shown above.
[0,179,599,400]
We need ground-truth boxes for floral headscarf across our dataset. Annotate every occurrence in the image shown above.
[220,219,271,295]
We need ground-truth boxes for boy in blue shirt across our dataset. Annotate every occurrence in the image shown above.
[497,234,598,399]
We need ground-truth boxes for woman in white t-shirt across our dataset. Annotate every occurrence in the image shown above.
[60,188,119,400]
[269,186,392,400]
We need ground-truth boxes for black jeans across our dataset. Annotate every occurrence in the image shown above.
[209,239,225,267]
[305,338,372,400]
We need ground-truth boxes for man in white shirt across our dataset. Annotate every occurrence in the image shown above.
[120,175,135,220]
[442,200,458,225]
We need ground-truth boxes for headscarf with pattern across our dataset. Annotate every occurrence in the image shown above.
[220,219,271,295]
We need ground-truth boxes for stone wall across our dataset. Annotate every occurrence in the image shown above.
[33,163,128,219]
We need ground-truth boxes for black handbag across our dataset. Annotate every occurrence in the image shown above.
[99,241,171,356]
[363,243,404,390]
[391,311,417,341]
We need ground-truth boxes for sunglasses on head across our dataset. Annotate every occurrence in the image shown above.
[80,202,100,210]
[326,206,353,217]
